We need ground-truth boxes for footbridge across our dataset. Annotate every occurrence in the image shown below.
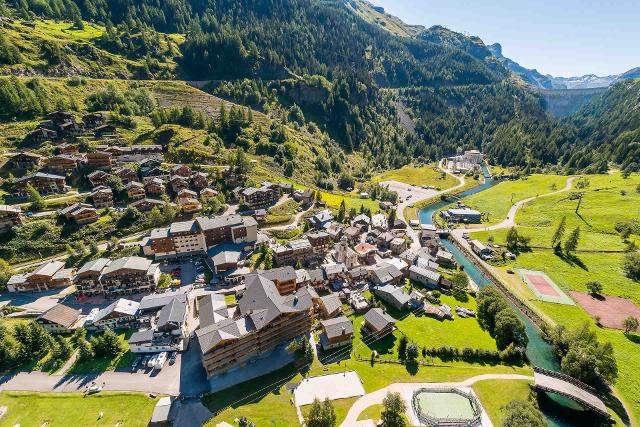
[532,367,610,419]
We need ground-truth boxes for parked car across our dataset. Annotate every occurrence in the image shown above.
[131,356,141,372]
[168,352,177,365]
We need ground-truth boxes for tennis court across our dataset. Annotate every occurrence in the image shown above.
[516,268,574,305]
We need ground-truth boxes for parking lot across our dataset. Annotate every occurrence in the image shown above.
[378,180,439,203]
[159,258,207,286]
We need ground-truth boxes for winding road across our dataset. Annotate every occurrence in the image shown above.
[340,373,533,427]
[452,176,575,236]
[395,160,465,251]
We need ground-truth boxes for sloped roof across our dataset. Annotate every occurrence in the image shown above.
[102,256,152,275]
[157,298,187,329]
[198,293,230,329]
[139,289,188,312]
[364,308,396,331]
[31,260,64,278]
[321,316,354,339]
[93,298,139,323]
[37,304,81,328]
[372,263,403,284]
[320,293,342,315]
[77,258,111,276]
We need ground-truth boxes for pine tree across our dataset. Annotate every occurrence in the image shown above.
[564,226,580,254]
[551,216,566,247]
[337,200,346,222]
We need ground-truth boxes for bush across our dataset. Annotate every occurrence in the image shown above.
[623,252,640,280]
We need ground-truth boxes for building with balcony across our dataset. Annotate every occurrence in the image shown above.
[196,273,313,377]
[14,172,67,196]
[0,205,22,231]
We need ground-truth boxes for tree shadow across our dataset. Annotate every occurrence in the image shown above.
[554,251,588,271]
[405,362,418,376]
[624,332,640,344]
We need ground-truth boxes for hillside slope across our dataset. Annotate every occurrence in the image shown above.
[0,18,181,78]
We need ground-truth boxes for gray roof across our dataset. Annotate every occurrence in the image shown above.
[169,220,197,234]
[195,214,257,231]
[31,260,64,278]
[139,290,188,312]
[93,298,139,323]
[196,275,313,354]
[198,293,230,329]
[409,265,441,282]
[375,284,412,307]
[238,275,312,330]
[258,266,296,283]
[157,298,187,329]
[364,308,396,331]
[209,243,243,266]
[321,316,354,339]
[149,227,170,239]
[128,328,154,344]
[102,256,153,275]
[15,172,65,183]
[320,293,342,316]
[77,258,111,276]
[372,263,403,284]
[37,304,80,328]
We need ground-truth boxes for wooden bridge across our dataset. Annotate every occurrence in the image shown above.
[532,367,610,419]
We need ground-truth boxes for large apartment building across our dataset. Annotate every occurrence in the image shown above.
[75,256,160,296]
[196,273,313,377]
[147,215,258,260]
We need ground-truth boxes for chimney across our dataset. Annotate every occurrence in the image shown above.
[342,326,346,335]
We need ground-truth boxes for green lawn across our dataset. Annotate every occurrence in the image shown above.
[0,391,158,427]
[461,174,569,225]
[372,164,458,189]
[464,173,640,424]
[300,397,359,426]
[320,191,382,214]
[357,403,384,421]
[264,199,301,225]
[472,379,533,426]
[396,294,498,351]
[203,357,532,426]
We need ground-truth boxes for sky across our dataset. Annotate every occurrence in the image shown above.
[370,0,639,77]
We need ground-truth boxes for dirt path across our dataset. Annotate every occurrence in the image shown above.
[340,374,533,427]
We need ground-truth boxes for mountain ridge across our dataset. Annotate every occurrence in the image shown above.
[487,42,639,90]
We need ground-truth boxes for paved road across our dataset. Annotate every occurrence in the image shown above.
[395,160,466,251]
[340,374,533,427]
[14,230,149,271]
[454,176,576,234]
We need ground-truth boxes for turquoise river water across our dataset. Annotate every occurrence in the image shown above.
[418,166,599,426]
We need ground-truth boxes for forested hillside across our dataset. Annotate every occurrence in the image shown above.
[1,0,639,173]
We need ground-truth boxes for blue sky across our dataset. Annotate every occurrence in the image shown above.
[370,0,639,77]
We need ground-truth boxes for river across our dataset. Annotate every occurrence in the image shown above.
[418,166,593,426]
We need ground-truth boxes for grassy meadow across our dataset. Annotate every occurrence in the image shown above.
[466,172,640,424]
[461,174,570,225]
[0,392,158,427]
[372,164,459,189]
